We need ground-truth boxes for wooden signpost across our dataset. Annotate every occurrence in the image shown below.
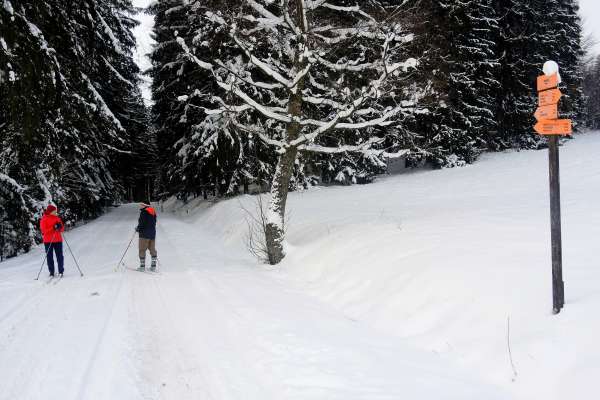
[534,62,571,314]
[534,119,572,135]
[534,104,558,122]
[538,89,562,107]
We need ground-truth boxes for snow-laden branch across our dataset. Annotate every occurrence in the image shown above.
[300,106,399,130]
[293,103,400,147]
[81,73,124,132]
[102,57,135,87]
[176,35,289,122]
[314,53,381,72]
[247,0,284,26]
[176,37,214,71]
[173,0,414,160]
[213,59,284,90]
[282,0,303,36]
[97,12,125,56]
[302,94,343,108]
[230,120,285,149]
[0,172,25,192]
[290,49,313,89]
[217,79,293,123]
[321,2,376,22]
[298,137,384,153]
[231,32,293,88]
[289,56,412,146]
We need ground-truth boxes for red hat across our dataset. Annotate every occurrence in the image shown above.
[45,204,57,215]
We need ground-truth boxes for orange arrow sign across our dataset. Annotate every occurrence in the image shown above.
[537,73,559,92]
[534,104,558,121]
[534,119,572,135]
[539,88,562,107]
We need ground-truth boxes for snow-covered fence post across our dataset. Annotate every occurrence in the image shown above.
[534,61,572,314]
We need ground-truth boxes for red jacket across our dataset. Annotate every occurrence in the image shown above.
[40,214,65,243]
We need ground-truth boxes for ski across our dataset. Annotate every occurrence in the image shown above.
[126,266,161,275]
[45,276,55,284]
[52,275,64,285]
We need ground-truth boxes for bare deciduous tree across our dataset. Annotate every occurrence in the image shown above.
[179,0,414,264]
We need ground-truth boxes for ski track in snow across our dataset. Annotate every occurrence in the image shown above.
[0,205,505,399]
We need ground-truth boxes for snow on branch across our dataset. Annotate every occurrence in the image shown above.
[102,57,136,87]
[298,137,384,154]
[231,31,294,88]
[0,172,24,192]
[314,53,381,73]
[247,0,284,25]
[299,105,399,131]
[97,12,125,56]
[213,59,284,90]
[174,0,414,159]
[81,73,124,131]
[176,37,214,71]
[321,2,376,22]
[230,120,285,149]
[3,0,14,14]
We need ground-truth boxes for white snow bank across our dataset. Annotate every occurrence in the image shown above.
[177,132,600,400]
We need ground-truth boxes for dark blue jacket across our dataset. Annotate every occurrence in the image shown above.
[137,206,157,239]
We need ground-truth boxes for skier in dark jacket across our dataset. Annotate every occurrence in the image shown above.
[39,204,65,277]
[136,203,157,271]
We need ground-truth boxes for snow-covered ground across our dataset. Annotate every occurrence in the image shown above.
[2,132,599,399]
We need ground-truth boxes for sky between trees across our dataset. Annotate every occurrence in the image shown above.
[580,0,600,54]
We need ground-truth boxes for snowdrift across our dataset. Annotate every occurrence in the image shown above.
[169,132,600,400]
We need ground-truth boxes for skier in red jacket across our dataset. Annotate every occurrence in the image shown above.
[40,205,65,277]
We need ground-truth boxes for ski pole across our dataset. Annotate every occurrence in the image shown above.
[35,231,57,280]
[114,230,136,272]
[63,234,84,277]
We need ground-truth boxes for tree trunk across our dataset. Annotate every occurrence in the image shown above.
[264,146,298,264]
[264,89,302,263]
[264,0,307,264]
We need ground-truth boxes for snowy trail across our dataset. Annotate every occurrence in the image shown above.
[0,206,504,399]
[0,206,137,400]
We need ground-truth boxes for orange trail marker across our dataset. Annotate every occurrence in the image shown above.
[539,88,562,107]
[534,119,572,135]
[534,104,558,121]
[537,73,559,92]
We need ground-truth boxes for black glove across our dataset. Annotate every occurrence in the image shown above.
[135,226,139,232]
[54,223,62,231]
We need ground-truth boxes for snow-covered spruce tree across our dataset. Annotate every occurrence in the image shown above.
[583,54,600,129]
[1,2,53,256]
[548,0,585,129]
[150,0,197,198]
[404,0,500,166]
[0,0,148,256]
[178,0,414,264]
[151,0,277,199]
[493,0,544,148]
[93,0,156,202]
[494,0,583,148]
